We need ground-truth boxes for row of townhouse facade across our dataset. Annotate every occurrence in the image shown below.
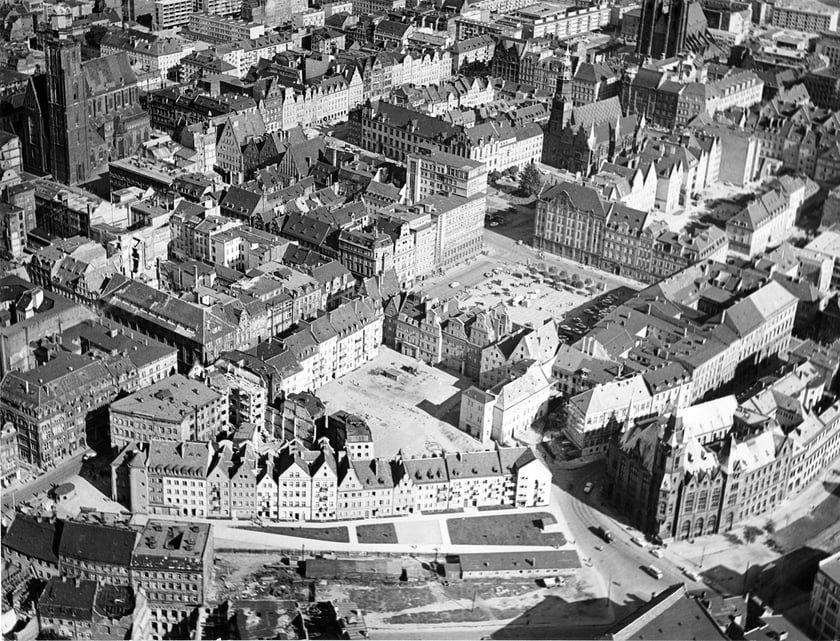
[111,439,551,521]
[340,48,453,101]
[534,181,729,283]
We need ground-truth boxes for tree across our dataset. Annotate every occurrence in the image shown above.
[488,170,502,184]
[84,24,110,50]
[520,164,543,197]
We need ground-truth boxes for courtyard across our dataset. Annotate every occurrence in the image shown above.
[317,347,482,458]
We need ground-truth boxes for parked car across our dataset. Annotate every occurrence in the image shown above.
[540,576,565,587]
[682,568,703,582]
[449,281,461,288]
[650,548,664,559]
[630,536,646,548]
[583,482,593,494]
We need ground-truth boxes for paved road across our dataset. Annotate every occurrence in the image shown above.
[545,459,704,607]
[368,620,610,640]
[1,453,85,510]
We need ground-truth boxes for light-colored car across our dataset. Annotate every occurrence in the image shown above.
[449,281,461,288]
[583,482,593,494]
[650,548,664,558]
[645,565,663,580]
[540,576,565,587]
[630,536,646,548]
[683,568,703,582]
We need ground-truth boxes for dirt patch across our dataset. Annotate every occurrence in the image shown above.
[213,553,310,603]
[347,583,438,612]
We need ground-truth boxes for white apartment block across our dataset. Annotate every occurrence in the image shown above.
[406,151,487,203]
[708,71,764,114]
[187,13,266,43]
[513,1,611,39]
[154,0,191,28]
[419,192,486,271]
[101,33,195,80]
[196,0,238,16]
[224,34,290,77]
[351,0,404,14]
[771,0,839,32]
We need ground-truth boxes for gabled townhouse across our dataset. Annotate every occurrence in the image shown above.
[403,456,450,513]
[445,450,507,509]
[337,455,394,520]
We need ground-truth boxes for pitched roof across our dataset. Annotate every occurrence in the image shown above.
[2,514,61,564]
[58,521,138,567]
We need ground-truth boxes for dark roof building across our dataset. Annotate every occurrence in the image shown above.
[58,520,139,586]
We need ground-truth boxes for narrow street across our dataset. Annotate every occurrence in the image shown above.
[1,453,85,511]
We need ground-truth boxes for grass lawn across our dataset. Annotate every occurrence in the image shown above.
[357,523,398,544]
[771,485,840,553]
[447,512,566,547]
[238,525,349,543]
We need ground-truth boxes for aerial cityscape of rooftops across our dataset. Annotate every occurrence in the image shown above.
[8,0,840,639]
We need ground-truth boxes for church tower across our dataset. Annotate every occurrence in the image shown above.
[45,34,90,185]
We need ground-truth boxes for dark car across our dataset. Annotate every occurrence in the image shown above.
[598,527,613,543]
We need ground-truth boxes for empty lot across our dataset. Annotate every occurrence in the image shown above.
[318,348,483,458]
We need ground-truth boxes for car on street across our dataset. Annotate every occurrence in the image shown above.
[596,527,613,543]
[682,568,703,582]
[583,482,593,494]
[540,576,565,587]
[650,548,664,558]
[449,281,461,288]
[489,221,500,227]
[630,536,646,548]
[644,565,664,580]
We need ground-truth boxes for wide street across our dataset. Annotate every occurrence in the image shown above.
[543,457,706,607]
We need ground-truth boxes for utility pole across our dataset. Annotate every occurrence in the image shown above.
[472,589,477,611]
[699,544,707,569]
[743,561,751,595]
